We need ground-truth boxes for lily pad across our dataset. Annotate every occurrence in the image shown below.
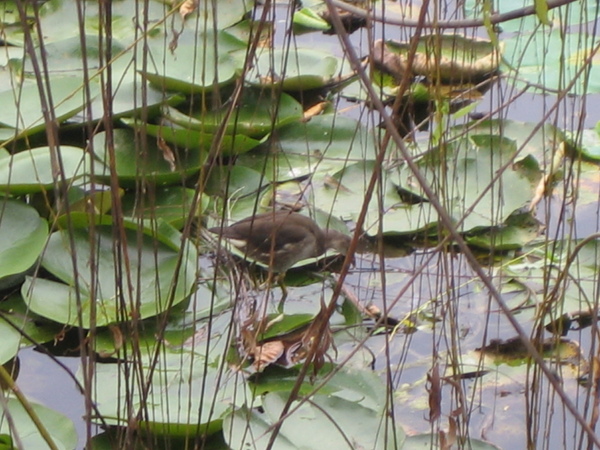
[502,28,600,93]
[173,88,303,139]
[0,398,77,450]
[179,0,254,31]
[0,77,96,141]
[313,135,538,235]
[0,146,93,195]
[128,113,262,156]
[236,114,378,182]
[0,200,48,288]
[225,367,405,449]
[92,128,206,186]
[0,294,61,364]
[384,34,501,81]
[0,320,21,366]
[246,48,351,91]
[81,314,248,435]
[139,31,246,94]
[22,227,198,327]
[121,186,208,229]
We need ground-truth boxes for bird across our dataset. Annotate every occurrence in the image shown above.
[209,210,351,306]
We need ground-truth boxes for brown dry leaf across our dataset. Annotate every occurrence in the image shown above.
[302,102,327,121]
[445,416,457,449]
[253,341,285,372]
[179,0,197,20]
[157,136,176,171]
[427,363,441,422]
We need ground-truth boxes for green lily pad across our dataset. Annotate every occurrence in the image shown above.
[92,128,206,186]
[22,227,198,327]
[139,31,246,94]
[502,28,600,93]
[245,48,350,91]
[0,200,48,288]
[0,294,61,364]
[0,77,96,141]
[458,119,565,164]
[81,313,248,435]
[313,135,538,235]
[0,320,21,365]
[126,114,262,156]
[31,0,168,45]
[179,0,254,31]
[204,164,270,199]
[121,186,208,229]
[384,34,501,81]
[226,367,405,449]
[464,0,597,34]
[0,398,77,450]
[172,88,303,139]
[0,146,93,194]
[236,114,378,182]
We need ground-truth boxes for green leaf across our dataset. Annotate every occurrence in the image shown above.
[403,433,500,449]
[0,397,77,450]
[80,324,248,435]
[293,8,331,32]
[175,89,303,139]
[226,368,405,449]
[245,48,349,91]
[0,77,96,141]
[534,0,551,25]
[0,320,20,365]
[92,128,206,186]
[121,186,208,229]
[0,200,48,287]
[139,31,246,94]
[22,227,198,327]
[236,114,378,182]
[125,115,262,156]
[0,146,93,195]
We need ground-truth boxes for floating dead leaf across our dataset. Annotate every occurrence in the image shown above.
[445,416,458,449]
[157,136,176,171]
[253,341,285,372]
[427,362,441,422]
[303,102,327,121]
[179,0,197,20]
[240,304,333,373]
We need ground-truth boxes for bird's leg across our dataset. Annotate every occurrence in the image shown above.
[276,272,288,313]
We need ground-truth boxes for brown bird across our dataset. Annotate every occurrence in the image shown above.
[209,211,351,305]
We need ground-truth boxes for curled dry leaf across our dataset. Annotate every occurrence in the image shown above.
[427,362,441,423]
[179,0,197,20]
[302,102,327,121]
[157,136,176,172]
[253,340,285,372]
